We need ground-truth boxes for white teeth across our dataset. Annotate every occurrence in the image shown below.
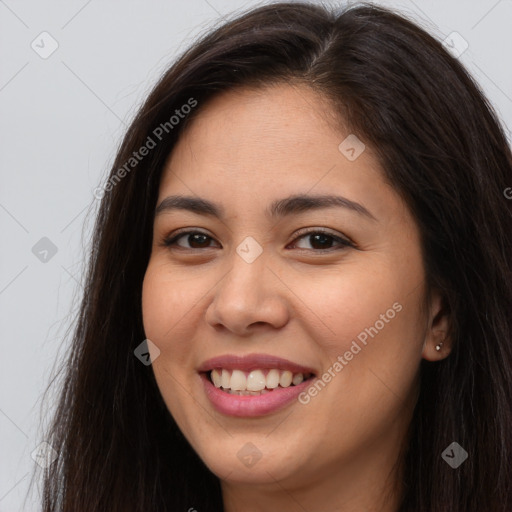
[230,370,247,391]
[211,368,309,392]
[221,369,231,388]
[266,369,280,389]
[211,369,222,387]
[292,373,304,385]
[279,370,293,387]
[228,390,265,396]
[247,370,266,391]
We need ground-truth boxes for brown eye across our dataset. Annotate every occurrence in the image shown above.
[300,233,336,250]
[290,230,354,251]
[163,231,217,249]
[161,229,354,252]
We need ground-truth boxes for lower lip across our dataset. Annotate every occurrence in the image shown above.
[200,373,313,417]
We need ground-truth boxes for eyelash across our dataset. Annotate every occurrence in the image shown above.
[160,228,355,253]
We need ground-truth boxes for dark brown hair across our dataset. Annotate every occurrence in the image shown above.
[35,2,512,510]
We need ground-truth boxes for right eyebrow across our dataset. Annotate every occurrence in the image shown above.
[154,193,377,222]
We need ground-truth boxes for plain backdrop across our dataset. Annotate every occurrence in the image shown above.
[1,0,511,509]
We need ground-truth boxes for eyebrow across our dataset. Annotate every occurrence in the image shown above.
[154,193,376,221]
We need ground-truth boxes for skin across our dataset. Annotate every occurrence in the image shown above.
[141,83,452,512]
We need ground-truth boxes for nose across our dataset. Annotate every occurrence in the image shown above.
[204,249,290,336]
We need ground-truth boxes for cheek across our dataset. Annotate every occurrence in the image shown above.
[300,263,408,353]
[141,270,201,412]
[305,260,425,422]
[141,266,198,431]
[141,264,199,354]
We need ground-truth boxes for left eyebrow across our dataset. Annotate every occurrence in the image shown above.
[154,193,377,221]
[268,193,377,221]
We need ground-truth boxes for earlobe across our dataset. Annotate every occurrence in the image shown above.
[422,291,452,362]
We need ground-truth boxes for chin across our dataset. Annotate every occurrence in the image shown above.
[192,435,309,486]
[207,456,299,485]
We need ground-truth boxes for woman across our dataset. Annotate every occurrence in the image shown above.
[37,2,512,510]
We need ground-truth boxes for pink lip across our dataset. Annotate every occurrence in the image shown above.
[197,353,317,417]
[197,353,316,374]
[200,373,314,417]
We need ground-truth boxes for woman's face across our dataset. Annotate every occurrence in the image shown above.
[142,84,447,494]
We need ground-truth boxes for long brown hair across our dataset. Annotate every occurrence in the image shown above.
[35,2,512,510]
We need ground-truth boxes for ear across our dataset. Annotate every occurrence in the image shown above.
[422,289,452,362]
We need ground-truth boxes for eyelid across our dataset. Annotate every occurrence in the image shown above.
[290,226,355,248]
[161,228,217,249]
[161,227,356,251]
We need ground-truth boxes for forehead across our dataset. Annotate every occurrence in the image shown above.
[156,83,406,227]
[161,84,370,184]
[176,83,343,152]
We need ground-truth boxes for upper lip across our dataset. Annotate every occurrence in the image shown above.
[197,353,317,375]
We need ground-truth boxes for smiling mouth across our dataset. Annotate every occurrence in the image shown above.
[205,368,315,395]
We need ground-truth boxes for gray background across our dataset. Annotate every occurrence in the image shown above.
[1,0,511,509]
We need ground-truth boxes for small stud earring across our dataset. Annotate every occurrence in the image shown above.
[435,342,443,351]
